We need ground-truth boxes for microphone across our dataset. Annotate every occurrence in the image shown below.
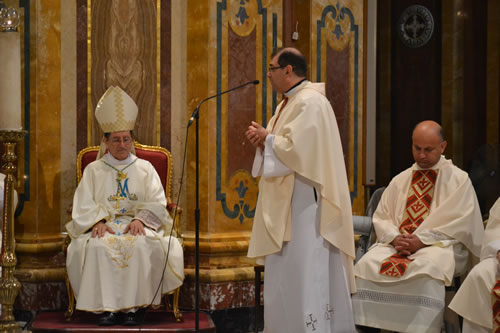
[187,80,260,127]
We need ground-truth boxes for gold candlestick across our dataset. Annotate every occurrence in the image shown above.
[0,130,26,332]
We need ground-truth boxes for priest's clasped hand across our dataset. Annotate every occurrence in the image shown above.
[246,121,268,149]
[391,234,427,256]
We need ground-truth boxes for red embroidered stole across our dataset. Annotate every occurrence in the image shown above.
[271,97,288,133]
[493,280,500,333]
[379,169,438,277]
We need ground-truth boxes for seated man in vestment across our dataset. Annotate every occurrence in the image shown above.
[449,196,500,333]
[246,47,356,332]
[352,120,484,332]
[65,86,184,326]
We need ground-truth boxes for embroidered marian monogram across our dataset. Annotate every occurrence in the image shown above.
[492,280,500,333]
[103,159,138,208]
[379,169,438,277]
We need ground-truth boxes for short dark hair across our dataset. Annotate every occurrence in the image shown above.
[104,131,134,139]
[272,48,307,78]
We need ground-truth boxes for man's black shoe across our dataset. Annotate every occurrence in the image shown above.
[98,312,121,326]
[123,308,146,326]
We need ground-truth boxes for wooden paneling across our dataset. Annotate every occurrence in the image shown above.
[462,0,487,168]
[390,0,441,176]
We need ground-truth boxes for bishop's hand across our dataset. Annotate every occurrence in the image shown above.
[125,219,146,236]
[92,221,115,238]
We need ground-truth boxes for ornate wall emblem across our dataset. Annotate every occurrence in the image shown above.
[398,5,434,48]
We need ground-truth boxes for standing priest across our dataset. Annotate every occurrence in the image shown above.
[66,86,184,326]
[246,47,356,333]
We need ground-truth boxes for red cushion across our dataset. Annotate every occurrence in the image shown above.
[135,148,169,191]
[79,148,169,191]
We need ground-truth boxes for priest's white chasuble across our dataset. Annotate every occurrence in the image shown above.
[449,197,500,333]
[66,153,184,312]
[248,81,356,333]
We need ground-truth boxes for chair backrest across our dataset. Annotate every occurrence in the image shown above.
[354,186,386,262]
[365,186,385,218]
[76,142,173,203]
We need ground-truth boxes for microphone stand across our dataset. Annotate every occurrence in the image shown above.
[187,80,259,332]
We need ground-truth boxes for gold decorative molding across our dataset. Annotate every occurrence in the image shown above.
[14,267,66,282]
[15,241,64,254]
[0,129,26,331]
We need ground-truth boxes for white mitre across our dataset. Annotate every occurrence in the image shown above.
[94,86,138,159]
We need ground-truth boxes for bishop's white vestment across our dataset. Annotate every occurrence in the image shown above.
[66,153,184,312]
[353,157,484,332]
[449,197,500,333]
[248,81,356,333]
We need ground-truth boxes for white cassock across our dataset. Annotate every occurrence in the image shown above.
[449,197,500,333]
[65,153,184,312]
[251,137,354,333]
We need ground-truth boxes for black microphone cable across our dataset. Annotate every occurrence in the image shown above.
[148,125,190,310]
[149,79,260,315]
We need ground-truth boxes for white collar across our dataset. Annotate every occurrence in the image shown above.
[103,152,135,166]
[284,80,309,98]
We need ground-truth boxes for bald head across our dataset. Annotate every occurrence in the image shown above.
[413,120,443,141]
[411,121,447,169]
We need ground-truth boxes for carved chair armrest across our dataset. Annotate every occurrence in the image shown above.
[167,203,183,246]
[62,233,71,255]
[167,202,182,215]
[66,203,73,216]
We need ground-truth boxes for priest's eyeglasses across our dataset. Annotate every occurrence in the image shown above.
[268,65,285,72]
[110,137,132,145]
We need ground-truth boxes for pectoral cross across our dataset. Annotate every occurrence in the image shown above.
[108,173,129,208]
[117,171,127,181]
[109,193,126,209]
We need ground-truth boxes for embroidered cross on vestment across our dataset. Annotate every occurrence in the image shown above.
[492,280,500,333]
[305,313,317,331]
[379,169,438,277]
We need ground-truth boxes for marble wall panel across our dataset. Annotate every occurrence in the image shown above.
[227,28,257,177]
[185,0,282,237]
[76,0,171,149]
[14,0,66,251]
[15,282,67,311]
[161,1,172,149]
[311,0,366,214]
[326,45,350,172]
[76,0,88,152]
[180,279,257,310]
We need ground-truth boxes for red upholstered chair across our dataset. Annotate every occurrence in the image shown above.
[64,142,183,321]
